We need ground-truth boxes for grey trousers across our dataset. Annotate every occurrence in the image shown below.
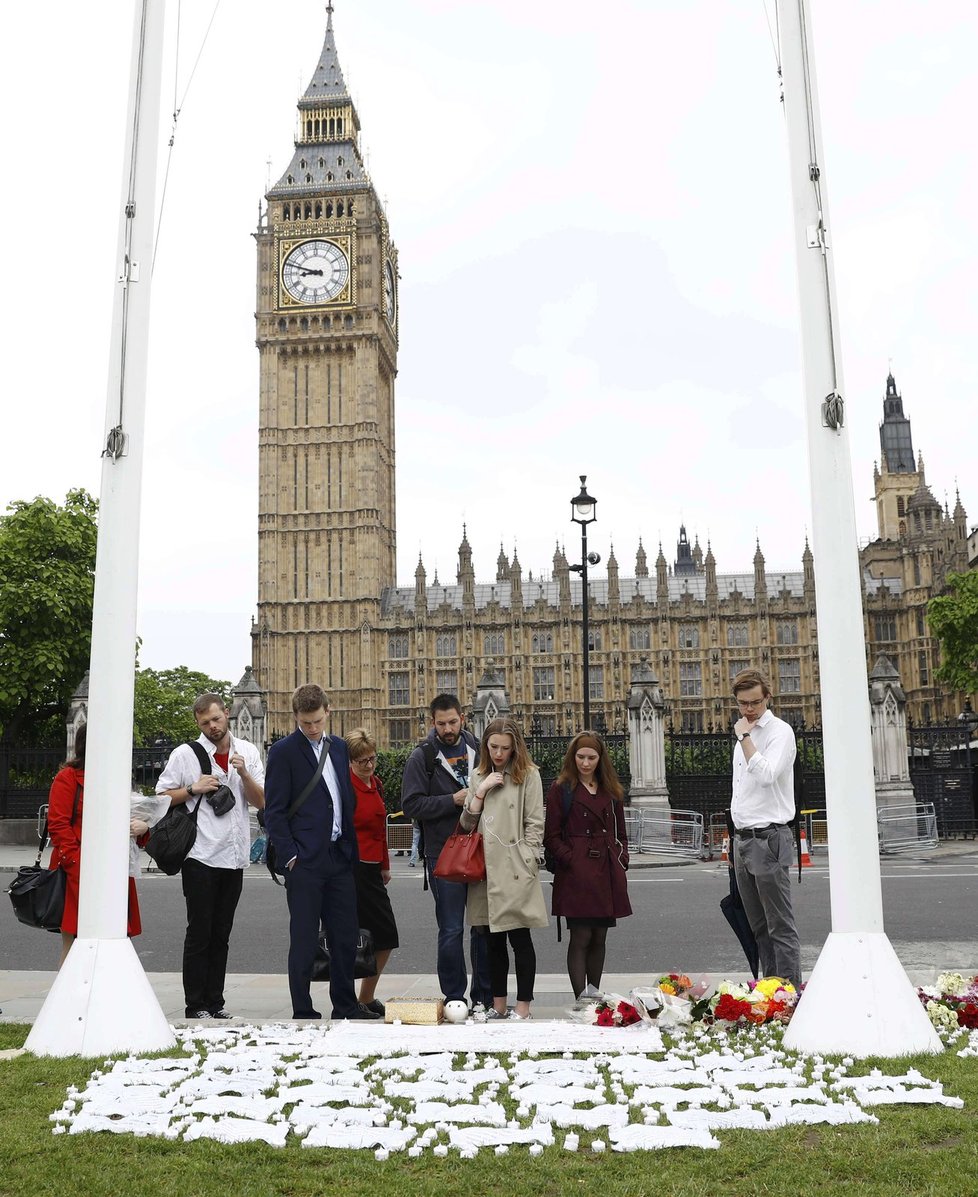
[732,826,801,987]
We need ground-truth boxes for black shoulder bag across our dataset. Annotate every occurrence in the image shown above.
[144,742,213,875]
[7,785,80,932]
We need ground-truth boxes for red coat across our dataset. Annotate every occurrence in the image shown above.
[350,771,390,870]
[543,781,631,920]
[47,766,142,937]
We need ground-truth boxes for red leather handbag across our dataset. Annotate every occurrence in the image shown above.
[433,822,486,884]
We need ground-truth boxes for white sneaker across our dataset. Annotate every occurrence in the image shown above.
[510,1010,532,1021]
[485,1006,512,1021]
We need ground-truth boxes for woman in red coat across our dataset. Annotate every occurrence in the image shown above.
[47,725,142,966]
[347,729,399,1015]
[543,731,631,999]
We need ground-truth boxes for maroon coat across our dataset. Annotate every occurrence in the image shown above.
[544,781,631,920]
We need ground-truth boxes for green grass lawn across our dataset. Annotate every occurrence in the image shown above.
[1,1021,976,1197]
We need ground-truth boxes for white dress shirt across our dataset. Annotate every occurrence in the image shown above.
[730,710,797,829]
[308,735,342,841]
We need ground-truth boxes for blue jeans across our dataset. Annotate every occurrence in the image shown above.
[425,859,492,1005]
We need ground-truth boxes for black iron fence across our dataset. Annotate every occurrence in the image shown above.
[0,745,175,819]
[908,722,977,837]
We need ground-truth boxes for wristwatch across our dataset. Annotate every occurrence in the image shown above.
[738,732,751,742]
[187,784,195,797]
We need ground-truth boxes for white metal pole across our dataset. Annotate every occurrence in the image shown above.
[775,0,939,1056]
[26,0,174,1057]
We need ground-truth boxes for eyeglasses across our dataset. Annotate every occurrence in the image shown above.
[355,755,377,766]
[736,698,766,710]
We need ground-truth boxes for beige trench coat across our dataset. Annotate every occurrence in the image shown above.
[459,766,549,933]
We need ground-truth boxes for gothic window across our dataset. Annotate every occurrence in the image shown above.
[304,202,312,218]
[278,318,287,332]
[729,659,750,685]
[776,620,798,645]
[679,625,700,649]
[681,710,704,732]
[483,632,505,655]
[337,117,344,135]
[679,662,702,696]
[918,650,929,685]
[305,173,313,184]
[337,156,344,166]
[781,707,803,729]
[588,630,603,651]
[727,622,749,647]
[347,199,354,216]
[300,317,309,331]
[287,174,294,184]
[629,626,651,651]
[282,205,290,221]
[388,672,410,706]
[327,173,334,184]
[299,158,307,170]
[916,610,926,636]
[436,670,458,694]
[533,667,555,701]
[588,666,605,700]
[874,614,896,641]
[532,632,553,653]
[388,634,409,659]
[346,170,353,180]
[319,157,325,168]
[913,559,921,586]
[388,718,413,745]
[315,201,322,218]
[897,496,906,517]
[778,658,801,694]
[435,633,457,657]
[344,315,354,328]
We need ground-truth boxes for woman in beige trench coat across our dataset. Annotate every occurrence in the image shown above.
[460,717,549,1020]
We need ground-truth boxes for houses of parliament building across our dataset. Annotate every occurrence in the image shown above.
[250,11,973,743]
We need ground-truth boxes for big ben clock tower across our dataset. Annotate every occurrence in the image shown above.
[253,4,398,735]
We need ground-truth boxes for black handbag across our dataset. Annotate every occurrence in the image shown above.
[311,926,377,981]
[6,786,80,933]
[144,802,200,875]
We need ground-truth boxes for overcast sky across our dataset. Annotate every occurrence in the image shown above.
[1,1,974,686]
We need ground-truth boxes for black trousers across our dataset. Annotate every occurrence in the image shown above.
[181,859,243,1015]
[284,846,359,1018]
[486,927,536,1003]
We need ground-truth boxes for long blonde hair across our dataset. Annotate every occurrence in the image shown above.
[477,718,535,786]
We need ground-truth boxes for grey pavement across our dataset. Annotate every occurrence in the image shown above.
[4,838,976,1025]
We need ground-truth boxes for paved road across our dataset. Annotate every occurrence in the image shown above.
[6,855,978,978]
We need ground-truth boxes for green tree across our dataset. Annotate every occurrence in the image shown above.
[929,572,978,694]
[0,489,98,745]
[132,666,231,747]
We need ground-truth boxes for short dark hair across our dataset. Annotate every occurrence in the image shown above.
[430,693,462,719]
[732,668,772,699]
[293,683,329,714]
[193,692,227,716]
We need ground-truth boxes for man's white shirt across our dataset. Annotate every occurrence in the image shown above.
[307,735,343,841]
[156,735,265,869]
[730,710,796,830]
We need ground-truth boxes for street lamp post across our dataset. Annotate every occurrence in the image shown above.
[569,476,599,731]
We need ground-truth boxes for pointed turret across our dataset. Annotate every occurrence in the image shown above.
[802,537,815,600]
[655,542,669,605]
[704,541,718,606]
[414,554,427,617]
[674,524,696,576]
[267,5,368,200]
[753,539,768,606]
[879,371,915,474]
[635,538,649,578]
[607,543,620,608]
[692,535,704,571]
[510,547,523,610]
[496,542,510,583]
[458,525,474,608]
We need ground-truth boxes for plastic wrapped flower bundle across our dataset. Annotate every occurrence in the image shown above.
[707,977,798,1026]
[916,972,978,1030]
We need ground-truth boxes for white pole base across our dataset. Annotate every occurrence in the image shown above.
[783,931,942,1058]
[24,938,175,1058]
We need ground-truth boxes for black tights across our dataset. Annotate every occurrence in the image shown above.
[486,928,536,1002]
[567,925,608,998]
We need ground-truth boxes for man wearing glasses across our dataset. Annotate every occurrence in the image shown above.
[729,668,801,986]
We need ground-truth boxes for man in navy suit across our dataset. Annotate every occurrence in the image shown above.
[263,683,381,1020]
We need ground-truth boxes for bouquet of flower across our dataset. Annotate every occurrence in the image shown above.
[916,972,978,1030]
[656,972,694,998]
[708,977,797,1026]
[593,998,642,1028]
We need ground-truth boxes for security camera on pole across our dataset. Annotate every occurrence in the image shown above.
[775,0,939,1056]
[25,0,174,1057]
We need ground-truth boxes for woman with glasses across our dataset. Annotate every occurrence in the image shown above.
[544,731,631,1000]
[346,729,399,1015]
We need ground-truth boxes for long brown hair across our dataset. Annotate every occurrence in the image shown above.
[477,718,535,786]
[556,731,623,800]
[64,723,87,770]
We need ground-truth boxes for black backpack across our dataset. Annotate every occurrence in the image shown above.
[543,782,575,873]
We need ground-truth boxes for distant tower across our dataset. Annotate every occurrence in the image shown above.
[252,7,399,733]
[674,525,697,576]
[874,372,920,541]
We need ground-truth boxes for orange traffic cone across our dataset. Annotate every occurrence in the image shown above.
[799,829,812,868]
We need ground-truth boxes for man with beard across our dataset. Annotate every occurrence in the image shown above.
[157,693,265,1019]
[730,668,801,987]
[401,694,492,1014]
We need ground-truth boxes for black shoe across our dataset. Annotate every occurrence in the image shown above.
[292,1009,322,1019]
[333,1003,382,1020]
[186,1010,212,1019]
[363,999,385,1016]
[210,1009,235,1020]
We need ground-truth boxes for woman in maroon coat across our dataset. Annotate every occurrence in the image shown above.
[543,732,631,999]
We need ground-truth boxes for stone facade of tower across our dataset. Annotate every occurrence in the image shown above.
[252,9,398,733]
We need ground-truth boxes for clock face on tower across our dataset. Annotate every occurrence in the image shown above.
[384,259,396,325]
[281,239,350,305]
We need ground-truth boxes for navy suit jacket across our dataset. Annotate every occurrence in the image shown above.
[263,729,359,872]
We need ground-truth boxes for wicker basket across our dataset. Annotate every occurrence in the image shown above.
[384,997,445,1025]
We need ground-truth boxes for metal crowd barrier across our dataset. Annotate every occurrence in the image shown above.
[625,807,704,859]
[386,817,414,853]
[878,802,938,854]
